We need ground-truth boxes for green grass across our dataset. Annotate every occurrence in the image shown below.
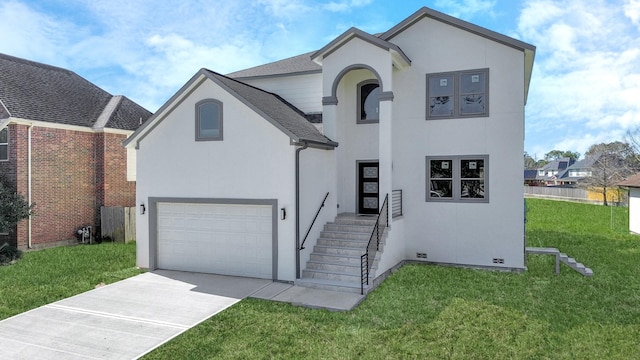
[145,199,640,359]
[0,241,141,320]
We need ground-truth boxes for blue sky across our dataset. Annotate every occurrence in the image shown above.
[1,0,639,158]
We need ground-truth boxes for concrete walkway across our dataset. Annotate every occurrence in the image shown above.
[0,270,363,359]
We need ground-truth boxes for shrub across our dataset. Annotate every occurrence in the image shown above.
[0,242,22,265]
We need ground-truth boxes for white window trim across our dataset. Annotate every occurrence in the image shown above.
[0,127,8,162]
[426,68,489,120]
[195,99,223,141]
[426,155,489,203]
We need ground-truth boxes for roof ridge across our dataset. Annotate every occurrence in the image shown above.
[0,52,75,75]
[93,95,123,130]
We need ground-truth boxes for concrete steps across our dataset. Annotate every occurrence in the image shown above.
[296,213,385,294]
[525,246,593,277]
[559,252,594,277]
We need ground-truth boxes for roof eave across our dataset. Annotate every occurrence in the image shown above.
[311,27,412,67]
[232,69,322,81]
[123,70,209,149]
[381,6,536,102]
[205,72,337,147]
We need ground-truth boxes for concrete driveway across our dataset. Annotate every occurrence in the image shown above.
[0,270,272,359]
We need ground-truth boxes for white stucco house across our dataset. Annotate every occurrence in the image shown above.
[124,7,536,293]
[618,174,640,235]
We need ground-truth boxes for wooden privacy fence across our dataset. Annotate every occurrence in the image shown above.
[101,206,135,243]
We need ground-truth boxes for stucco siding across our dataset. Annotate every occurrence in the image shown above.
[135,79,299,280]
[298,146,337,270]
[389,16,526,269]
[241,73,323,114]
[630,188,640,235]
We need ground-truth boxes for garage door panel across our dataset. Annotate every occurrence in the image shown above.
[156,202,273,279]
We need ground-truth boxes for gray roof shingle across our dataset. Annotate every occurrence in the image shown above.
[227,51,321,79]
[618,173,640,188]
[105,96,152,131]
[206,70,335,146]
[0,53,150,130]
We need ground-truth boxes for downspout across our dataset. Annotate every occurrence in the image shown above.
[27,123,33,249]
[295,141,309,279]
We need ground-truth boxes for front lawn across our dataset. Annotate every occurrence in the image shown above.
[0,241,140,320]
[146,199,640,359]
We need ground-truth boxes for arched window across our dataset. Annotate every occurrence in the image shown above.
[196,99,223,141]
[357,80,380,123]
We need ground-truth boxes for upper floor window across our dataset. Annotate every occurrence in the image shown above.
[426,69,489,119]
[357,80,380,124]
[196,99,223,141]
[0,128,8,161]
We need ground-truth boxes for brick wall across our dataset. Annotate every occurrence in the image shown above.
[1,124,136,250]
[30,127,96,248]
[101,133,136,207]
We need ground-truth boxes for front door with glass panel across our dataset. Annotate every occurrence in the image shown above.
[358,162,379,215]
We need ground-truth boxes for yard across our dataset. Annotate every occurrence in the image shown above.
[146,199,640,359]
[0,242,140,320]
[1,199,638,358]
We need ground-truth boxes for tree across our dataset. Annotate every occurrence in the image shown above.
[581,142,637,206]
[544,149,580,161]
[0,176,32,233]
[524,152,548,169]
[625,126,640,165]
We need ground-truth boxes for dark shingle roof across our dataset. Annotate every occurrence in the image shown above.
[0,53,150,130]
[227,51,321,79]
[105,96,152,131]
[206,70,335,146]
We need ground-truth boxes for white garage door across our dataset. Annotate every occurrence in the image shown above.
[157,202,273,279]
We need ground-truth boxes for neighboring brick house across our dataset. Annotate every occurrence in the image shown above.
[0,53,151,249]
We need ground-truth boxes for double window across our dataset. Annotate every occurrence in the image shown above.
[357,80,380,123]
[426,155,489,202]
[196,99,223,141]
[426,69,489,119]
[0,128,7,161]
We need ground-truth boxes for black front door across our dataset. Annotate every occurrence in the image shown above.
[358,162,379,215]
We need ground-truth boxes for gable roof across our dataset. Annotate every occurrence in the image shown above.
[229,6,535,102]
[124,69,337,149]
[0,53,150,130]
[227,51,321,79]
[310,27,411,69]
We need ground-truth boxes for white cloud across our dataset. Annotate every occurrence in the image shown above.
[255,0,311,19]
[0,1,76,66]
[519,0,640,154]
[323,0,373,12]
[434,0,497,19]
[625,0,640,26]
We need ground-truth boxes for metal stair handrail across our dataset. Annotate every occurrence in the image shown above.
[299,192,330,250]
[360,193,389,295]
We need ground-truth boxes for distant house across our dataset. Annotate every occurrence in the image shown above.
[0,53,152,249]
[617,173,640,235]
[527,158,576,186]
[125,7,535,291]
